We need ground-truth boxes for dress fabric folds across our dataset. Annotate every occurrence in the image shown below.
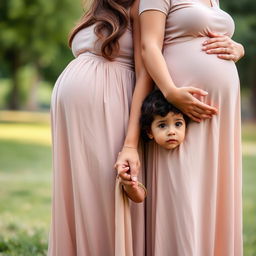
[139,0,242,255]
[48,23,145,256]
[48,1,243,255]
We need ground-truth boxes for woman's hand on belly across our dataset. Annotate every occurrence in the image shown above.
[167,87,218,123]
[202,31,245,62]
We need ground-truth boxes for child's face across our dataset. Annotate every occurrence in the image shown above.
[147,112,186,150]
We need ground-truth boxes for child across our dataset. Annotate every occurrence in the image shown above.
[119,89,189,203]
[140,89,189,149]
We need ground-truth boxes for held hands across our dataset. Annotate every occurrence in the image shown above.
[115,146,140,182]
[167,87,218,123]
[114,147,145,203]
[202,31,245,62]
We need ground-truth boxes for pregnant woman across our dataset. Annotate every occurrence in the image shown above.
[47,0,154,255]
[138,0,244,255]
[116,0,244,255]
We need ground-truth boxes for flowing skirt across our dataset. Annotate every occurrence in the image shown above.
[48,53,144,256]
[145,39,243,256]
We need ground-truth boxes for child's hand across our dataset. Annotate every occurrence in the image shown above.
[117,165,146,203]
[117,164,136,187]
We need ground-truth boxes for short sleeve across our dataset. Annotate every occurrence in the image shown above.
[139,0,171,15]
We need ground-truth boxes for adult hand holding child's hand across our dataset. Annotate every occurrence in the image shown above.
[115,147,145,203]
[115,146,140,185]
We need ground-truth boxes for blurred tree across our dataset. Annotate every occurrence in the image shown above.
[0,0,82,109]
[0,0,255,117]
[221,0,256,119]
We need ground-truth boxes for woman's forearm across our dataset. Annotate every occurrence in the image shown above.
[122,0,153,149]
[139,11,217,122]
[123,72,153,149]
[139,11,178,99]
[141,42,177,100]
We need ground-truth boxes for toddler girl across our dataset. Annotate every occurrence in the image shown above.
[120,89,189,202]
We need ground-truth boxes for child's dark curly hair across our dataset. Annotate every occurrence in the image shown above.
[140,89,189,141]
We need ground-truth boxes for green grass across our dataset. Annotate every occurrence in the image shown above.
[0,112,51,256]
[243,154,256,256]
[242,123,256,143]
[0,112,255,255]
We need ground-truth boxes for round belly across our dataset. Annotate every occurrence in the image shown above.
[163,37,240,102]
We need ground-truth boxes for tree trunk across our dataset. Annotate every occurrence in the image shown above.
[26,65,41,111]
[8,54,21,110]
[250,58,256,121]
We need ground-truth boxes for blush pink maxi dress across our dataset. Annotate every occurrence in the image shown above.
[47,21,145,256]
[139,0,242,255]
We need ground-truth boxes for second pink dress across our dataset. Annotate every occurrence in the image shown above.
[140,0,242,255]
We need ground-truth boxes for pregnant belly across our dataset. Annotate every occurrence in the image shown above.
[163,37,240,101]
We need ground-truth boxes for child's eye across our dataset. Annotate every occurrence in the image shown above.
[175,121,183,127]
[158,123,166,128]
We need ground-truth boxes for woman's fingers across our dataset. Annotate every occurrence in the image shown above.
[187,87,208,96]
[203,37,226,45]
[120,179,136,186]
[203,35,228,45]
[117,163,139,185]
[184,101,217,119]
[190,99,217,115]
[188,89,218,114]
[169,87,218,122]
[191,110,203,119]
[192,110,212,120]
[116,165,129,176]
[193,106,213,118]
[195,99,218,114]
[119,172,131,181]
[187,109,212,122]
[205,48,236,61]
[116,163,129,172]
[114,159,128,169]
[115,147,141,180]
[203,41,230,51]
[118,166,131,181]
[186,100,217,121]
[190,109,211,120]
[202,35,232,52]
[186,112,201,123]
[182,87,218,116]
[217,54,236,61]
[117,163,138,182]
[205,47,231,55]
[206,31,222,39]
[201,34,240,62]
[129,162,139,180]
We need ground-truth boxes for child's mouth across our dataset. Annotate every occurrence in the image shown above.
[166,139,177,143]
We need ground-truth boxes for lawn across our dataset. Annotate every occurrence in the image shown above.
[0,111,255,255]
[0,111,51,255]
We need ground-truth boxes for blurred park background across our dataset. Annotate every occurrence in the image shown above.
[0,0,255,255]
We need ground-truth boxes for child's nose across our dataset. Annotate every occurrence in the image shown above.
[168,128,176,136]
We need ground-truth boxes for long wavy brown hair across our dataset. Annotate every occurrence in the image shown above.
[69,0,134,60]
